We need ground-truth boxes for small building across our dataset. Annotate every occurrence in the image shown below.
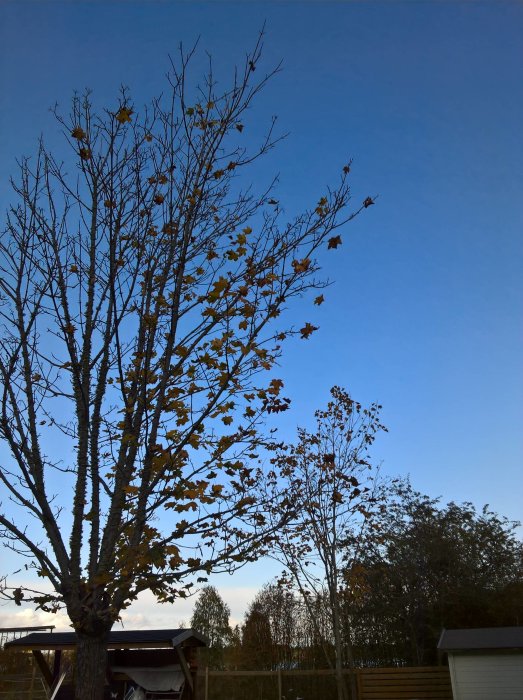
[5,627,208,699]
[438,627,523,700]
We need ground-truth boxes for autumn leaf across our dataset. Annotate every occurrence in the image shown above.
[268,378,284,395]
[69,264,79,273]
[332,490,343,504]
[71,126,86,141]
[292,258,311,274]
[153,194,164,205]
[144,133,153,142]
[79,148,92,161]
[116,106,133,124]
[314,294,324,306]
[328,235,342,249]
[235,123,244,132]
[343,164,351,174]
[268,198,279,205]
[300,323,318,339]
[363,196,375,208]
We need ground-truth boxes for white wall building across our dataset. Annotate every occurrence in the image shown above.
[438,627,523,700]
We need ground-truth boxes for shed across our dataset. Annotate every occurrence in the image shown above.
[438,627,523,700]
[5,627,208,699]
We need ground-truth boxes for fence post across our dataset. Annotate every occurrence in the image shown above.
[355,669,362,700]
[278,669,282,700]
[30,664,36,699]
[204,666,209,700]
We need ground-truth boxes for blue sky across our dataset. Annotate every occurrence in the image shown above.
[0,0,522,628]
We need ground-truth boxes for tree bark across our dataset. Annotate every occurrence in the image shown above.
[75,632,109,700]
[332,601,350,700]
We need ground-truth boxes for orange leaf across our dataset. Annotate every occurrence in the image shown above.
[300,323,318,339]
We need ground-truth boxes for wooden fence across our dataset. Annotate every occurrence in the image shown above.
[358,666,452,700]
[199,666,452,700]
[0,673,47,700]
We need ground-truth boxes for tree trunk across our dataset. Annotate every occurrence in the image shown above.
[75,632,109,700]
[332,601,349,700]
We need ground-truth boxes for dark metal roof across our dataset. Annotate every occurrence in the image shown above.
[5,627,208,651]
[438,627,523,652]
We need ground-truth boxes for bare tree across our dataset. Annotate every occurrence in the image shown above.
[266,387,388,700]
[0,37,371,700]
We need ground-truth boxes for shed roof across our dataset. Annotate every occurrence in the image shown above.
[438,627,523,652]
[5,627,208,651]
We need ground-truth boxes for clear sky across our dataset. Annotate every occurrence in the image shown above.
[0,0,522,629]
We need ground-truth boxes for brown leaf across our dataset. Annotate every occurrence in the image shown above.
[71,126,86,141]
[327,235,342,249]
[300,323,318,339]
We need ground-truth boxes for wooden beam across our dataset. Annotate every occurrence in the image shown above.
[52,649,62,679]
[175,644,193,692]
[32,650,53,688]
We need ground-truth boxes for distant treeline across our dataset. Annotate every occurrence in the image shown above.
[192,488,523,670]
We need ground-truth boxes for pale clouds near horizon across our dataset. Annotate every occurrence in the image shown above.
[0,585,259,632]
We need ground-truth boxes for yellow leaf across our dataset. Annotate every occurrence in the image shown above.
[116,107,133,124]
[292,258,311,274]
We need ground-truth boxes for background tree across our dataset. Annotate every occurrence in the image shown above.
[241,598,274,671]
[0,36,371,699]
[266,387,388,700]
[347,484,523,665]
[190,585,232,668]
[238,582,300,670]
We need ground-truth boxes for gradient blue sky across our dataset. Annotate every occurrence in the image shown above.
[0,0,522,628]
